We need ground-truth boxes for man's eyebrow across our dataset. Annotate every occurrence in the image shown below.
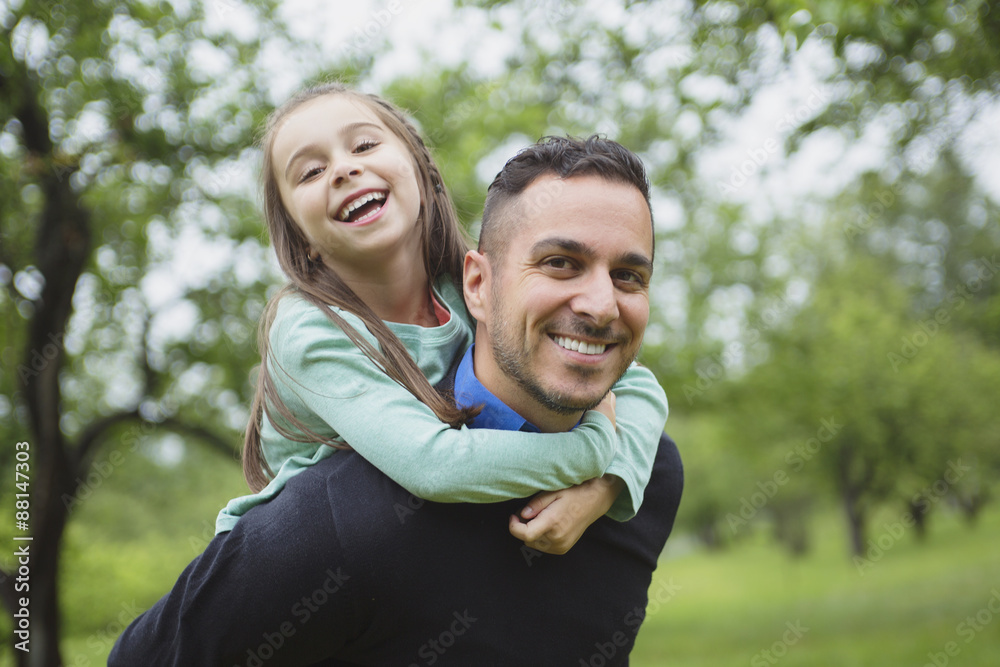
[282,121,384,181]
[530,237,589,257]
[621,252,655,276]
[530,237,654,274]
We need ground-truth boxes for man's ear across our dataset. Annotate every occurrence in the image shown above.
[463,250,490,322]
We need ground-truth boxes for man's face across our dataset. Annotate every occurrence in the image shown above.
[465,173,653,425]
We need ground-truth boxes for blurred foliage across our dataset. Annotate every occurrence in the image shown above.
[0,0,284,453]
[711,259,1000,554]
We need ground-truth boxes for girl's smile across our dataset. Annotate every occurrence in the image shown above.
[335,189,388,224]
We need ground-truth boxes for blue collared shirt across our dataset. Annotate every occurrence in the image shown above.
[454,346,541,433]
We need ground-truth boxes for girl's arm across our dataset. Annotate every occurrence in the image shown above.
[600,361,669,520]
[269,298,618,502]
[509,367,668,554]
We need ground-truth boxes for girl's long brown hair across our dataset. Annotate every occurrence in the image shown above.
[243,83,476,492]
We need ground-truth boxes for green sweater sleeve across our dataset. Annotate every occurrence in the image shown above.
[268,297,618,503]
[602,362,669,521]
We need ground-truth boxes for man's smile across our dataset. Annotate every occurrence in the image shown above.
[550,335,613,356]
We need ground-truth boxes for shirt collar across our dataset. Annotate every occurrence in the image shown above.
[454,346,540,433]
[429,285,451,325]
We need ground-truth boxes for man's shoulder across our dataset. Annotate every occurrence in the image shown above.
[651,431,683,496]
[641,432,684,539]
[583,432,683,567]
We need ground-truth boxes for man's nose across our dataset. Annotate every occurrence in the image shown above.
[570,273,619,327]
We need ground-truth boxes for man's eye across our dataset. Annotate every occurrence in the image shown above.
[613,270,646,287]
[543,257,573,270]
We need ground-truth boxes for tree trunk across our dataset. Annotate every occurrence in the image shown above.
[958,492,986,526]
[843,490,866,557]
[906,497,929,541]
[697,522,720,550]
[773,502,810,557]
[29,442,75,667]
[837,443,874,556]
[836,445,869,557]
[6,64,92,666]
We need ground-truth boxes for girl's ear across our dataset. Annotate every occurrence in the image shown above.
[463,250,490,322]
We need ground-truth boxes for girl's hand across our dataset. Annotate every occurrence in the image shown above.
[508,475,625,554]
[592,391,617,430]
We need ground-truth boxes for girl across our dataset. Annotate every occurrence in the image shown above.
[217,83,668,553]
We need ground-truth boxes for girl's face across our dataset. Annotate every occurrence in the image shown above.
[271,94,424,275]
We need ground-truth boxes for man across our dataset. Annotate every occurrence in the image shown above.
[110,135,683,666]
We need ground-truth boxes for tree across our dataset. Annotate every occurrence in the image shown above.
[726,258,1000,556]
[0,1,285,663]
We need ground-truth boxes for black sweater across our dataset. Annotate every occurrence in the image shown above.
[109,387,683,667]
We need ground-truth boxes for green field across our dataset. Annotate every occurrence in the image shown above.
[631,505,1000,666]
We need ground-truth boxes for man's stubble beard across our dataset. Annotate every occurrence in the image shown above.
[488,287,636,416]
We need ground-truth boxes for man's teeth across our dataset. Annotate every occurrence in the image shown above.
[337,191,386,221]
[553,336,606,355]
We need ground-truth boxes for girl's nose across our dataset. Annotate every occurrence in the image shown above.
[330,161,364,186]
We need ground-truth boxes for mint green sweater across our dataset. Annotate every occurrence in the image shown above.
[216,277,668,534]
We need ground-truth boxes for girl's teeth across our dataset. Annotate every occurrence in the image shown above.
[338,191,386,221]
[554,336,606,355]
[352,207,379,224]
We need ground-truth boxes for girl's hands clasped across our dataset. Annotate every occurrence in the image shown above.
[508,392,622,554]
[508,475,625,554]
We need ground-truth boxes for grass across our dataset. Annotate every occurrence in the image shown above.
[631,504,1000,666]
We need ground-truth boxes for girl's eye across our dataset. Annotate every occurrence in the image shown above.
[354,139,379,153]
[299,166,324,183]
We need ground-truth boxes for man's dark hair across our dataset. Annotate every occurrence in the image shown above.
[478,135,654,259]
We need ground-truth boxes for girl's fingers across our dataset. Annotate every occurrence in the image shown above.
[520,489,561,519]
